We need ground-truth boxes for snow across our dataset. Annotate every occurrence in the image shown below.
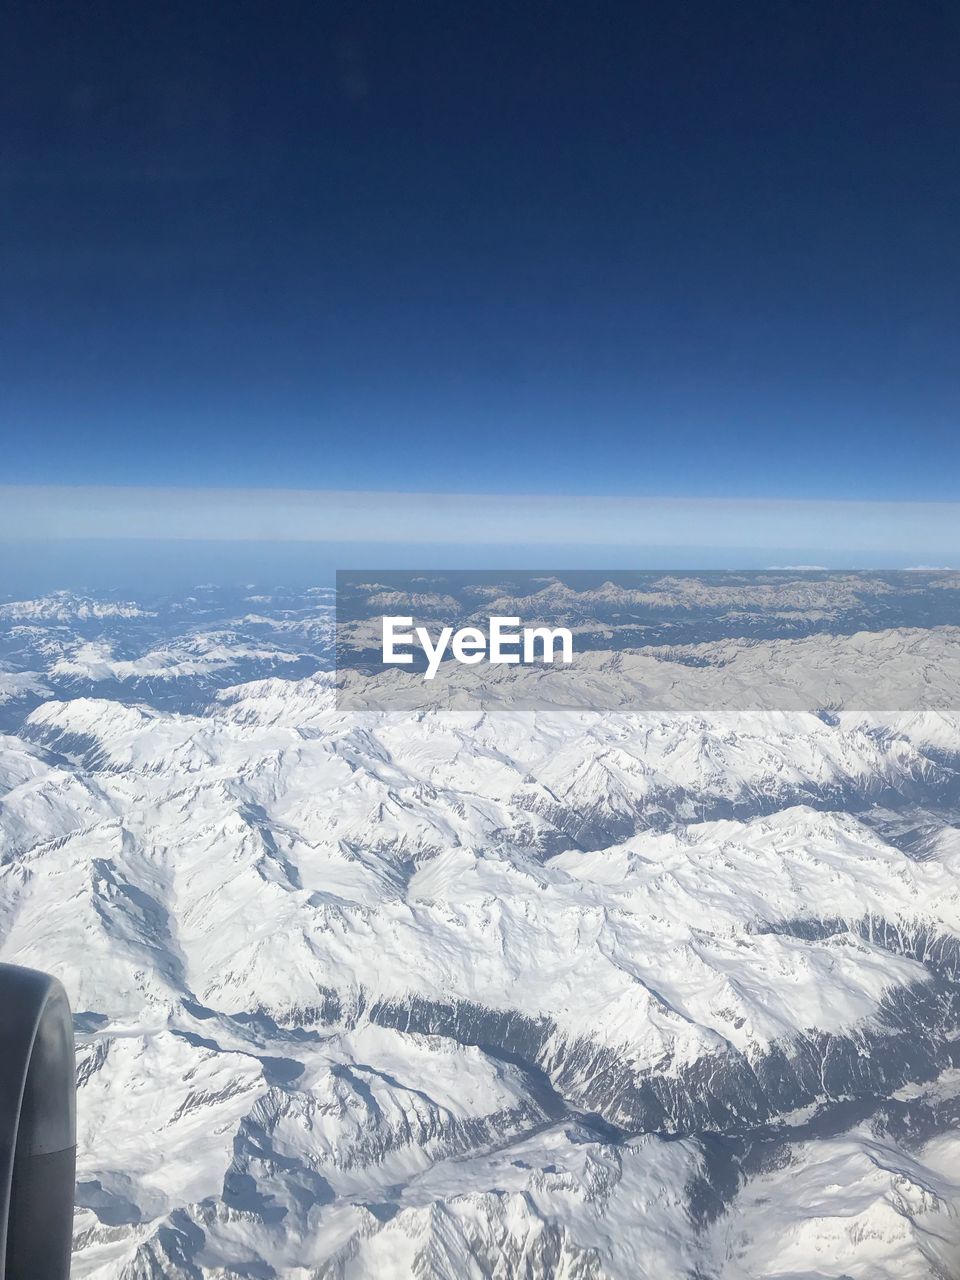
[0,593,155,622]
[2,585,960,1276]
[711,1126,960,1279]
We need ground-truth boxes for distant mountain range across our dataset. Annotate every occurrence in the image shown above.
[1,575,959,1278]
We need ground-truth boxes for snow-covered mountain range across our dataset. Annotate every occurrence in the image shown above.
[1,574,960,1278]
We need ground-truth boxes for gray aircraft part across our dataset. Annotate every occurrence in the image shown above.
[0,964,76,1280]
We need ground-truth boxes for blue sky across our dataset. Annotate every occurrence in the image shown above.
[2,1,959,577]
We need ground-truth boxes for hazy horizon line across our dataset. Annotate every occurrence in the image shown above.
[3,484,960,556]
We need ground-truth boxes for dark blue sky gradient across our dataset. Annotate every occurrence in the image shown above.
[2,1,959,499]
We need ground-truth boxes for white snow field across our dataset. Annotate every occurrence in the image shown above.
[1,581,960,1278]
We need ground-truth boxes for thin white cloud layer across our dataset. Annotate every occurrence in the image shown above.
[1,485,959,554]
